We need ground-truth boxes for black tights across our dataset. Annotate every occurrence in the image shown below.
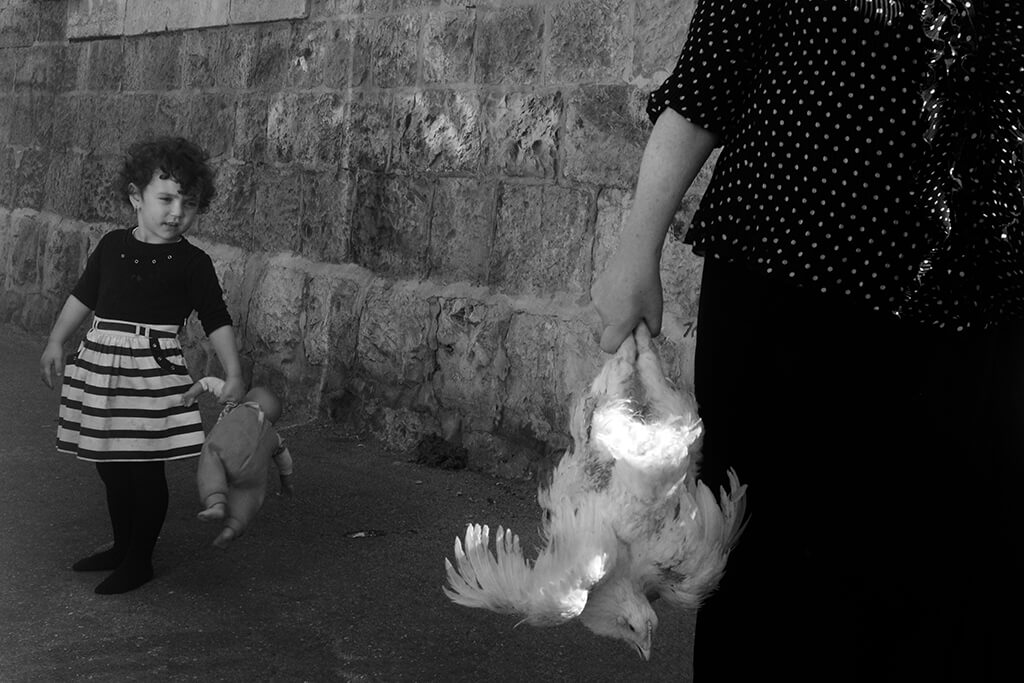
[95,461,168,571]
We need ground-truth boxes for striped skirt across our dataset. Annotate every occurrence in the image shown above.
[57,317,204,462]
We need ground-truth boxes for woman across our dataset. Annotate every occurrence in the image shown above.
[592,2,1023,680]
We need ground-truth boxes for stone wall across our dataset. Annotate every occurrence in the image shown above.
[0,0,712,477]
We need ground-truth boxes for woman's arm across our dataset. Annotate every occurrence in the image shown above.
[591,109,718,353]
[206,325,245,403]
[40,295,93,388]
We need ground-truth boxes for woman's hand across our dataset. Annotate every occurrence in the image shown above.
[592,247,664,354]
[590,109,717,354]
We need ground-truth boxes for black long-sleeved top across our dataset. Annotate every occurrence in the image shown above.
[72,228,232,335]
[648,0,1024,331]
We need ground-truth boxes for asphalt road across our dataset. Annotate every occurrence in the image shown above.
[0,323,694,682]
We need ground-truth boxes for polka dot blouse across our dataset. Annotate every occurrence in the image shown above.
[649,0,1024,331]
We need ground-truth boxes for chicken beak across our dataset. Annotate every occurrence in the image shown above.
[636,620,653,661]
[630,618,655,663]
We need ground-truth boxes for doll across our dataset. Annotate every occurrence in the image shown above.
[181,377,294,548]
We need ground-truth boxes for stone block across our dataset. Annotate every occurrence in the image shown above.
[348,90,392,171]
[562,85,650,187]
[244,258,317,417]
[5,210,42,289]
[548,0,631,83]
[89,96,128,153]
[422,11,474,85]
[0,2,37,48]
[9,90,54,148]
[434,294,512,433]
[356,279,439,392]
[298,167,352,264]
[123,33,182,92]
[50,95,88,152]
[351,172,431,279]
[88,94,160,154]
[230,0,308,24]
[122,93,162,144]
[480,90,560,178]
[182,27,257,90]
[80,153,129,223]
[44,150,87,217]
[392,90,481,174]
[250,22,293,91]
[475,6,543,86]
[232,92,269,162]
[41,222,89,301]
[200,239,249,321]
[185,92,235,159]
[287,20,347,90]
[151,92,188,139]
[427,178,495,285]
[634,0,695,79]
[357,15,420,89]
[267,91,346,166]
[0,46,19,91]
[124,0,228,35]
[0,96,12,146]
[252,164,301,253]
[309,0,361,18]
[84,39,124,92]
[196,161,255,250]
[13,147,49,211]
[500,311,600,449]
[302,264,370,371]
[37,1,67,43]
[14,45,69,92]
[0,147,15,207]
[61,43,88,93]
[67,0,127,40]
[182,28,223,89]
[489,183,595,296]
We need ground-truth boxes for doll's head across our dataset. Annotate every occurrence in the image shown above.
[246,387,282,424]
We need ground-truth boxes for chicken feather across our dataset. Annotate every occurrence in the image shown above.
[443,323,746,660]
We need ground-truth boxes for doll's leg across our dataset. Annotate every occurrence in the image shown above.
[196,447,228,521]
[212,485,266,548]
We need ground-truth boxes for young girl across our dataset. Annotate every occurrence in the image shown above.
[39,137,246,595]
[593,1,1022,680]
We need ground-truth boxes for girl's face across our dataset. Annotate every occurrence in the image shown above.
[129,171,200,244]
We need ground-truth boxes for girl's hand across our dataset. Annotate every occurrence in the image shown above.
[180,382,205,406]
[220,376,246,404]
[591,247,664,354]
[40,340,66,389]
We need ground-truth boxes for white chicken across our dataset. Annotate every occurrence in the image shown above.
[443,323,746,660]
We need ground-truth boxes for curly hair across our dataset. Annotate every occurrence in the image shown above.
[117,137,217,213]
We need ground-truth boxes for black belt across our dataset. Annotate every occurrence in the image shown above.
[94,321,178,339]
[94,321,180,372]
